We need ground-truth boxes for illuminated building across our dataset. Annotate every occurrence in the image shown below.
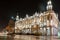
[58,22,60,37]
[15,0,59,35]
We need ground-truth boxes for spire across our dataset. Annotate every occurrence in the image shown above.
[46,0,53,10]
[16,12,19,21]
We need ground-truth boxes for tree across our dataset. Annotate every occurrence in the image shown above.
[6,19,15,33]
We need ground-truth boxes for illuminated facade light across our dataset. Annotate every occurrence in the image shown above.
[58,32,60,37]
[15,0,59,36]
[16,13,19,21]
[44,28,46,31]
[40,28,42,30]
[47,0,52,5]
[46,0,53,10]
[11,16,14,19]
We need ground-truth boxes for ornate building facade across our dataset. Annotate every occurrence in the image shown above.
[15,0,59,35]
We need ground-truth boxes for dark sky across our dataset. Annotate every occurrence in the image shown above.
[0,0,60,26]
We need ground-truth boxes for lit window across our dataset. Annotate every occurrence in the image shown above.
[40,28,42,30]
[44,22,47,25]
[44,28,46,31]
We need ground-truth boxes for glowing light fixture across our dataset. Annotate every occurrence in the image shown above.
[58,32,60,37]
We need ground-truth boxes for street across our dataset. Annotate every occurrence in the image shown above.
[0,35,60,40]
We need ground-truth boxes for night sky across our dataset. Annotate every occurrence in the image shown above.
[0,0,60,27]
